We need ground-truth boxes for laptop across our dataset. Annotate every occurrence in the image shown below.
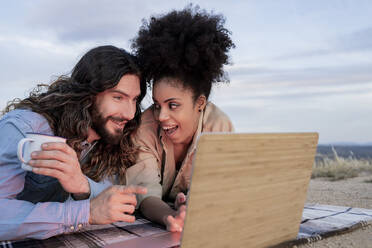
[106,132,319,248]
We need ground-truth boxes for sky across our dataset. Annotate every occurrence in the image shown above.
[1,0,372,144]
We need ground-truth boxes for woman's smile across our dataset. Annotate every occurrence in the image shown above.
[162,124,179,137]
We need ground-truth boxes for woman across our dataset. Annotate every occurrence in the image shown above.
[129,6,235,232]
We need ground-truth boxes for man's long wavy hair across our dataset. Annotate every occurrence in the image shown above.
[3,45,146,184]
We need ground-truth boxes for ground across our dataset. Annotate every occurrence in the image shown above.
[298,175,372,248]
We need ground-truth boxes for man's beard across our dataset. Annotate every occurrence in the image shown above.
[90,105,126,145]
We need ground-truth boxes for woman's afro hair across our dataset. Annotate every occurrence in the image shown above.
[131,5,235,99]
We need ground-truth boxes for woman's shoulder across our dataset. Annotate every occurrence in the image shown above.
[202,102,234,132]
[139,106,159,130]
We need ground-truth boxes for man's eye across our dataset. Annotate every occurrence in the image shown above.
[113,96,122,100]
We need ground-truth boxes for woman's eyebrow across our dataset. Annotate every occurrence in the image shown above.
[152,97,180,103]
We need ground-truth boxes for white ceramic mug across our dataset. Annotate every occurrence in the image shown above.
[17,132,66,171]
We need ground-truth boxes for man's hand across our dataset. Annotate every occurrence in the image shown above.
[163,204,186,232]
[29,142,89,194]
[89,185,147,225]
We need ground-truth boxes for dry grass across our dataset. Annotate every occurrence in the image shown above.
[312,147,372,181]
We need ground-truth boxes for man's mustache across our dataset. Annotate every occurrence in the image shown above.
[108,116,129,123]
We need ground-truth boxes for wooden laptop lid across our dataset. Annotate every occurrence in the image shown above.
[181,133,318,248]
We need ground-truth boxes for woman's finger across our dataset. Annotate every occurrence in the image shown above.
[166,215,182,232]
[175,192,186,209]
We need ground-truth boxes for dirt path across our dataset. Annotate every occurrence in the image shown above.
[298,175,372,248]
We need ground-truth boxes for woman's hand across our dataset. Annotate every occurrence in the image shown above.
[163,204,186,232]
[174,192,187,210]
[29,142,90,194]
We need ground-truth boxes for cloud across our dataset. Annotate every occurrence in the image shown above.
[25,0,142,42]
[211,79,372,111]
[226,64,275,76]
[1,0,372,144]
[216,90,372,144]
[227,63,372,89]
[274,26,372,61]
[336,26,372,52]
[24,0,208,43]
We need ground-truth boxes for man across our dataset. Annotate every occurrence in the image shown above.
[0,45,147,240]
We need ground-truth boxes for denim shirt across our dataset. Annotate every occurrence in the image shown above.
[0,109,112,240]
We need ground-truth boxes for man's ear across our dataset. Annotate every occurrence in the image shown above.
[197,95,207,112]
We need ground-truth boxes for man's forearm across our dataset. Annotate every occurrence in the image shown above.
[0,198,90,240]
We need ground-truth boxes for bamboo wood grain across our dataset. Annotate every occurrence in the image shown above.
[180,133,318,248]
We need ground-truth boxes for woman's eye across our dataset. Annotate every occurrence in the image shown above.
[169,103,179,109]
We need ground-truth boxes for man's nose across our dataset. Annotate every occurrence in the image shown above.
[122,101,136,121]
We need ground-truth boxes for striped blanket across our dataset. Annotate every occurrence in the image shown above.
[2,204,372,248]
